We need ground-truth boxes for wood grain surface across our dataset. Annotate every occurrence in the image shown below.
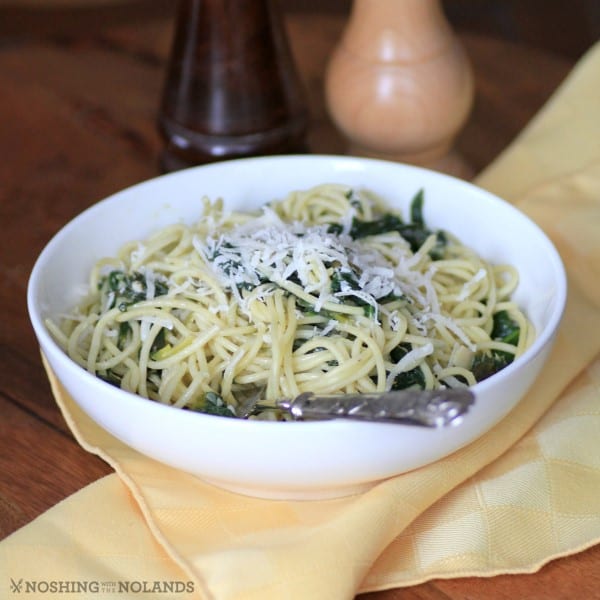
[1,8,599,599]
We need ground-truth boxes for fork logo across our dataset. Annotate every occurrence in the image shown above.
[10,578,23,593]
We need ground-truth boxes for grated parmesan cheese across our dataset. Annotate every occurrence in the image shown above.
[193,207,441,320]
[385,342,434,389]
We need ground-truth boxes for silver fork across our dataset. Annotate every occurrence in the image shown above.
[238,388,475,427]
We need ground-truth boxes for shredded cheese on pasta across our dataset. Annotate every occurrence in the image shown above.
[47,183,534,418]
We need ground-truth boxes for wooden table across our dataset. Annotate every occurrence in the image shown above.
[1,10,599,599]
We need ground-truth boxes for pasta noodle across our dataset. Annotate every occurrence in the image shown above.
[47,184,534,419]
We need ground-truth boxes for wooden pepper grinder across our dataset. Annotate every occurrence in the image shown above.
[158,0,309,172]
[325,0,474,177]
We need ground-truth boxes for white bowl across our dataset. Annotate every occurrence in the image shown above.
[27,155,567,499]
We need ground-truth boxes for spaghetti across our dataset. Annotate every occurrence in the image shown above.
[47,184,534,419]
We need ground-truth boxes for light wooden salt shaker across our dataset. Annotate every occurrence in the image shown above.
[325,0,474,177]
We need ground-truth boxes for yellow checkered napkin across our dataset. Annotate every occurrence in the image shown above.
[2,42,600,600]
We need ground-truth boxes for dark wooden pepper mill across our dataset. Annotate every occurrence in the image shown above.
[158,0,309,172]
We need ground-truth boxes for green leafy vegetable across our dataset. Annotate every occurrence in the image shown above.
[327,189,447,259]
[99,270,169,311]
[329,268,376,317]
[471,351,512,382]
[97,368,122,387]
[150,327,168,356]
[330,213,405,239]
[117,322,132,350]
[389,343,426,390]
[190,391,236,418]
[472,311,521,381]
[410,188,425,225]
[491,310,520,345]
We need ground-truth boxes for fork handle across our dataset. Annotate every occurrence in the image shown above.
[279,388,474,427]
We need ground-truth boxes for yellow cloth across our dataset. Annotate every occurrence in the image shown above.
[2,42,600,600]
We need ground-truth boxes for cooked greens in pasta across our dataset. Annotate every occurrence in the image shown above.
[47,184,534,419]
